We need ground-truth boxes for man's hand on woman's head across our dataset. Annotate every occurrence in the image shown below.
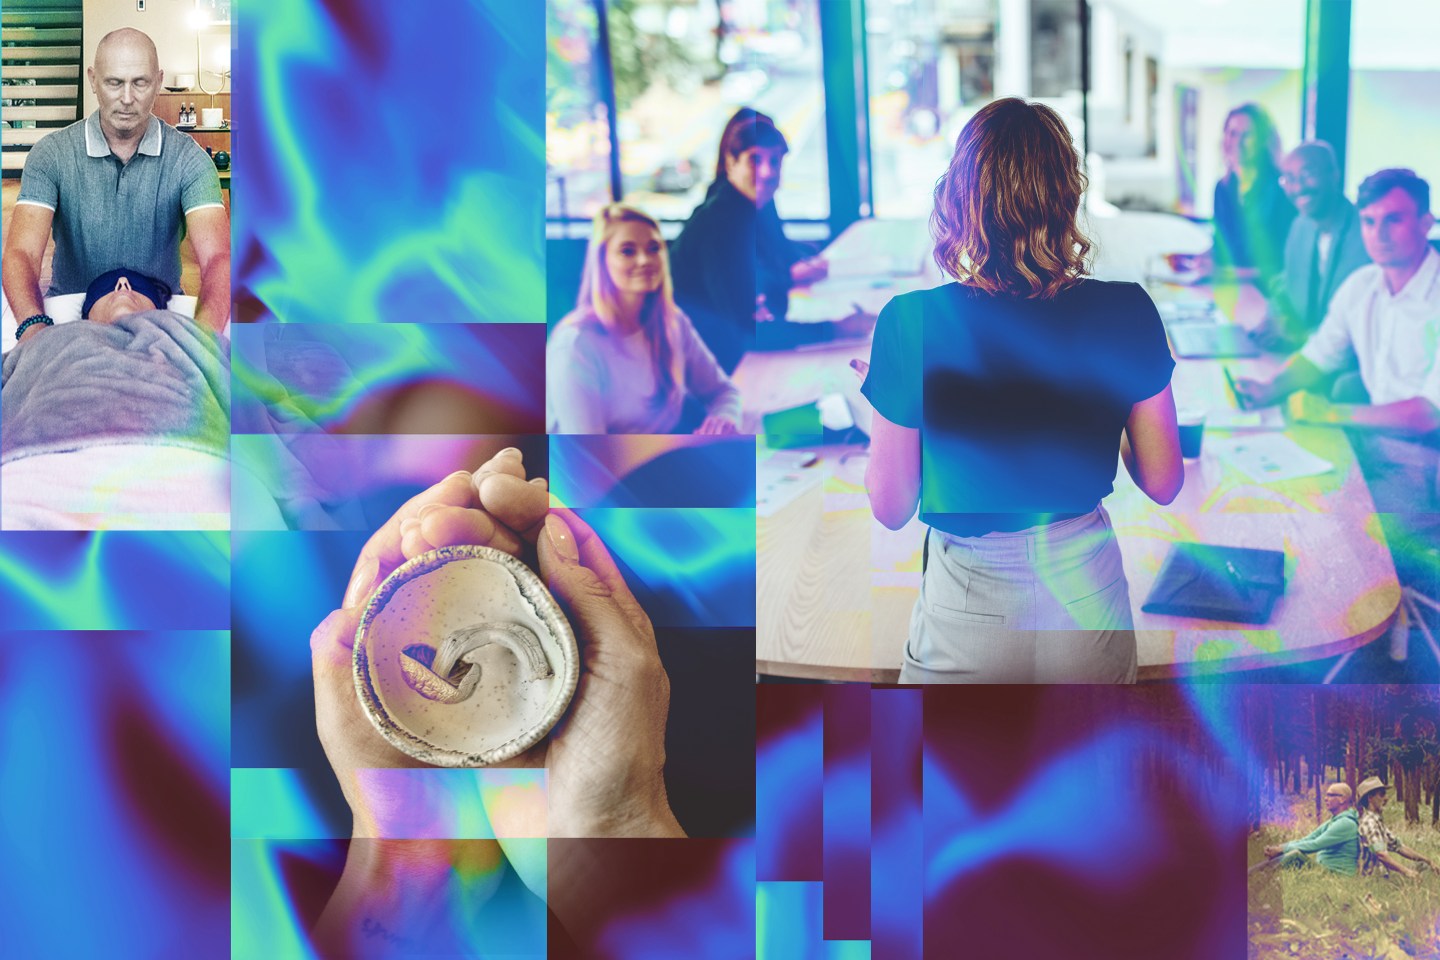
[310,447,682,839]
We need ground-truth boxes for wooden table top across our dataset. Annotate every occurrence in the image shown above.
[746,221,1400,682]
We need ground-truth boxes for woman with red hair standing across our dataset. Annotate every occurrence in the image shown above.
[860,98,1183,683]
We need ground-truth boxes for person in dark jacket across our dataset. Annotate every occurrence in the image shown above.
[669,107,869,373]
[1211,102,1295,286]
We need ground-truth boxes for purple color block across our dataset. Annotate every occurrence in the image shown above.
[823,685,871,941]
[756,686,824,880]
[871,687,923,958]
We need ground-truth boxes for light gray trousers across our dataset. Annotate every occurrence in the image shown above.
[900,506,1138,684]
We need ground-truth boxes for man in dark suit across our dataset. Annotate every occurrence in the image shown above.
[1258,141,1371,351]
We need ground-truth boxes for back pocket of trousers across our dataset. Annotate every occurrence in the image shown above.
[1063,578,1131,631]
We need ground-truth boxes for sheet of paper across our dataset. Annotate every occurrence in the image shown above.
[1208,433,1336,483]
[757,449,825,517]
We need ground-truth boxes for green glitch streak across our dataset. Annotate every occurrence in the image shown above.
[231,326,457,424]
[231,769,330,841]
[232,840,318,960]
[244,1,543,323]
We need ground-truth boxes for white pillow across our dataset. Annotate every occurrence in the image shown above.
[2,292,198,352]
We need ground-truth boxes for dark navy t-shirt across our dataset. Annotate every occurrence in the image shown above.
[860,279,1174,536]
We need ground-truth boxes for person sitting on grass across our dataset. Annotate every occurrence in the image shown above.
[1357,777,1437,879]
[1262,781,1359,875]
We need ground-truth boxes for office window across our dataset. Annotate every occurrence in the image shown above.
[866,0,1005,218]
[865,0,1092,217]
[547,0,614,220]
[608,0,828,222]
[1093,0,1304,215]
[1347,0,1440,203]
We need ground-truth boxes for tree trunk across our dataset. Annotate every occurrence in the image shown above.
[1347,703,1358,790]
[1358,705,1368,781]
[1408,763,1422,824]
[1314,692,1324,819]
[1431,765,1440,827]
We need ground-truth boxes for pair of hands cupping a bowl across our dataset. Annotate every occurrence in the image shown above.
[310,447,685,839]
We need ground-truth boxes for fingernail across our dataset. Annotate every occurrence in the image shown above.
[417,502,443,522]
[400,517,420,538]
[496,447,522,460]
[529,477,548,489]
[344,556,378,610]
[443,470,472,484]
[544,514,579,564]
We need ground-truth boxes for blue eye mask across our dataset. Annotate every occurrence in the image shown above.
[81,268,173,319]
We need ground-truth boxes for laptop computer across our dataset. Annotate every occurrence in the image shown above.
[1168,322,1261,359]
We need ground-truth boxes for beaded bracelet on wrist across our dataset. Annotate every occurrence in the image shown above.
[15,314,54,342]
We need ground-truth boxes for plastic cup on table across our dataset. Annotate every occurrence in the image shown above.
[1177,409,1206,460]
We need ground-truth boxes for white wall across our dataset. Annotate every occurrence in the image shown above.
[82,0,231,115]
[1103,0,1305,70]
[1347,71,1440,203]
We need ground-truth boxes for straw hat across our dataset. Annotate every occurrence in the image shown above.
[1357,777,1388,805]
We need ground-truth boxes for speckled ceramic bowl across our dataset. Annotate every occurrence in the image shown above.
[353,545,580,766]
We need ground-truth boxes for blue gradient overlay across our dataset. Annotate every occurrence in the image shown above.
[595,839,757,959]
[0,532,228,630]
[870,688,923,958]
[232,0,543,324]
[0,631,230,955]
[234,767,548,841]
[231,434,547,530]
[577,508,756,628]
[231,324,545,435]
[233,838,546,958]
[824,686,871,940]
[549,435,757,508]
[232,530,358,770]
[757,686,1249,957]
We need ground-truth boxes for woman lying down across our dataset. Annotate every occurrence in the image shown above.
[1,268,230,530]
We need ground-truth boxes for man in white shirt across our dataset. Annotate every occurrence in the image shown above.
[1237,169,1438,619]
[1235,168,1439,437]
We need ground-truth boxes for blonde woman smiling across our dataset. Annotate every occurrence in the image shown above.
[548,204,741,435]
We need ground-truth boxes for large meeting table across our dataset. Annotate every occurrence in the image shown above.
[742,217,1400,682]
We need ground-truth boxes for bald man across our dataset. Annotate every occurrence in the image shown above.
[3,27,230,338]
[1261,781,1360,875]
[1259,141,1371,350]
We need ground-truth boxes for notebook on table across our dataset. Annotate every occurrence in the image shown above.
[1141,542,1286,624]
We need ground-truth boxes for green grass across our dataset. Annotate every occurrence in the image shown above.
[1249,795,1440,959]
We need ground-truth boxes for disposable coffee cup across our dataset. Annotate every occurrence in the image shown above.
[1178,411,1206,459]
[201,107,224,127]
[354,544,579,766]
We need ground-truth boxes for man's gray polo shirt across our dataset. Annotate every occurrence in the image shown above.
[15,111,224,295]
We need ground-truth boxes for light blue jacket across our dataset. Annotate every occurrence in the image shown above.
[1283,807,1359,875]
